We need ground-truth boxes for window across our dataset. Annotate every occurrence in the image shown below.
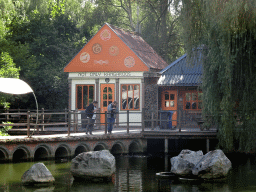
[121,84,140,110]
[76,85,94,110]
[102,86,113,107]
[164,93,175,108]
[184,91,202,110]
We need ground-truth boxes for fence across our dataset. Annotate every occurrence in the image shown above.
[0,108,205,137]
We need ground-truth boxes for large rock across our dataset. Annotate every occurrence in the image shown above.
[21,163,55,185]
[170,149,204,176]
[70,150,116,181]
[192,149,232,179]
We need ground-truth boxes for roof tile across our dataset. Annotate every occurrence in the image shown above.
[158,52,203,86]
[108,24,168,70]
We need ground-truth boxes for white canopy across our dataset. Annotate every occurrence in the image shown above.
[0,78,38,137]
[0,78,33,94]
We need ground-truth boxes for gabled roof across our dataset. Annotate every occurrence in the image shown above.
[64,23,168,73]
[157,51,203,86]
[108,24,168,70]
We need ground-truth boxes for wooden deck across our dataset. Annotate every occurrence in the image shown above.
[2,126,217,141]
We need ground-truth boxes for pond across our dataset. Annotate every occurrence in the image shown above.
[0,154,256,192]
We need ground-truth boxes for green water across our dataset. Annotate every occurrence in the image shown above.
[0,155,256,192]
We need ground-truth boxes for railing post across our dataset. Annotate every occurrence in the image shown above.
[127,110,129,134]
[151,111,154,129]
[6,108,9,122]
[165,138,168,154]
[206,138,210,152]
[159,109,162,129]
[142,108,145,132]
[75,108,78,133]
[65,108,67,128]
[18,108,21,121]
[96,108,100,130]
[36,109,39,134]
[42,108,45,131]
[105,111,108,134]
[68,110,71,136]
[27,111,30,137]
[178,109,181,132]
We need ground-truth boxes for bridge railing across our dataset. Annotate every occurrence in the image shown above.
[0,108,205,137]
[66,108,182,135]
[0,108,70,136]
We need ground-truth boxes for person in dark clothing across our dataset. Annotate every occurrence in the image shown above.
[85,101,98,135]
[107,101,118,134]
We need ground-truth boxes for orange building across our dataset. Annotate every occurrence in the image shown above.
[64,23,168,127]
[158,50,203,129]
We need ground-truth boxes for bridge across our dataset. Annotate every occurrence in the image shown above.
[0,109,218,162]
[0,128,217,163]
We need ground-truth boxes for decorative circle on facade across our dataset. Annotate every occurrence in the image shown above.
[80,52,90,63]
[100,29,111,41]
[109,46,119,56]
[124,56,135,68]
[92,43,102,54]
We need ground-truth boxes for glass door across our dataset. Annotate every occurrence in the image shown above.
[100,84,115,124]
[161,90,177,126]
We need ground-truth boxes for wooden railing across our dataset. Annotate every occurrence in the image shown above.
[0,108,201,137]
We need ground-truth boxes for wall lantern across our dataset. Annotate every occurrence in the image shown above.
[105,78,110,83]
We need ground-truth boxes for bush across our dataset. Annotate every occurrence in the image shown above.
[0,122,13,136]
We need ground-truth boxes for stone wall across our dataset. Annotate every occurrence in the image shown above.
[144,77,159,127]
[0,135,146,162]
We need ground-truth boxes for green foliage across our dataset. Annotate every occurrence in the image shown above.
[179,0,256,152]
[0,0,184,110]
[93,0,184,62]
[49,0,66,18]
[140,0,184,62]
[0,52,20,78]
[0,52,20,107]
[5,1,80,109]
[0,121,13,136]
[1,102,10,109]
[0,19,4,38]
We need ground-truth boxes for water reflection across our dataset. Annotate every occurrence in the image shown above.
[1,155,256,191]
[115,157,144,191]
[158,181,232,192]
[22,186,55,192]
[71,180,115,192]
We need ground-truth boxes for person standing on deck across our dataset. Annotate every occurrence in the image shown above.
[107,101,118,134]
[85,101,98,135]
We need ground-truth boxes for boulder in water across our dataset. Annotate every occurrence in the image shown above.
[192,149,232,179]
[170,149,204,176]
[21,163,55,186]
[70,150,116,182]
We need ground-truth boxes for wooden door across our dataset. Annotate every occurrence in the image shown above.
[100,84,115,124]
[161,90,177,126]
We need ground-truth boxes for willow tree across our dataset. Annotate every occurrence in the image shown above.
[178,0,256,152]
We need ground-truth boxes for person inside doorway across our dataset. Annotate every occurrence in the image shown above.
[107,101,118,134]
[85,101,98,135]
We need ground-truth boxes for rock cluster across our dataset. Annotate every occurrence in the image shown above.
[170,149,232,179]
[21,150,116,186]
[171,149,204,176]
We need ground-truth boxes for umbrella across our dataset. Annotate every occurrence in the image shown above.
[0,78,38,137]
